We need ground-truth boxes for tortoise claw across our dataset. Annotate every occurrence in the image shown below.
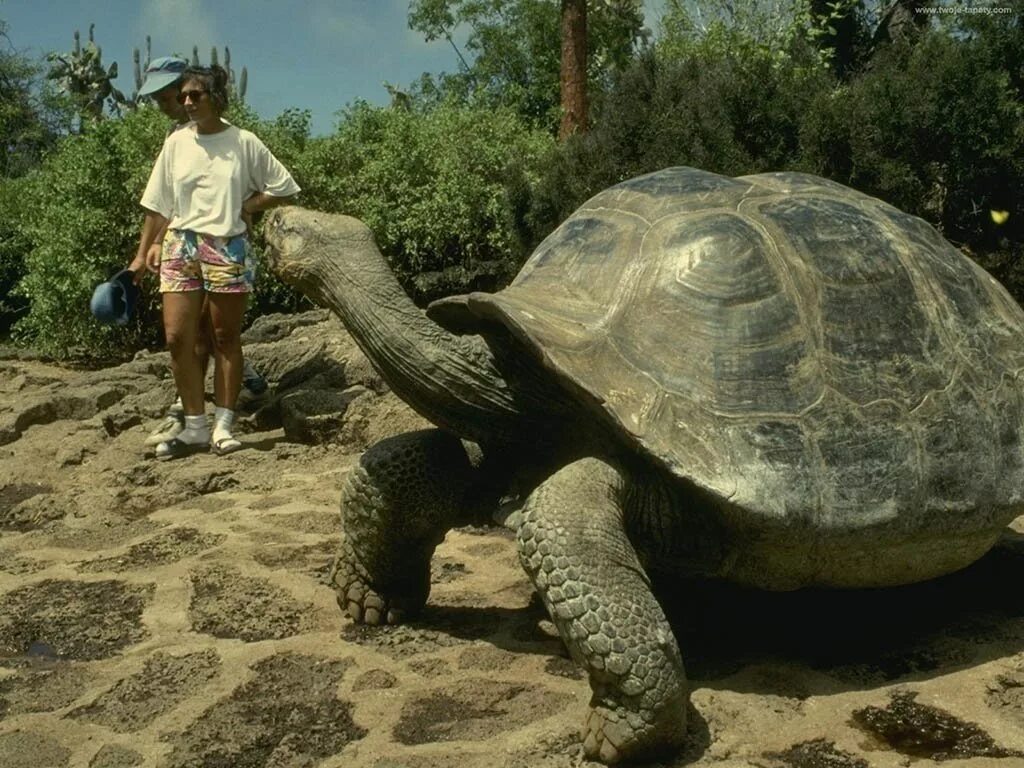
[331,547,429,626]
[582,700,686,764]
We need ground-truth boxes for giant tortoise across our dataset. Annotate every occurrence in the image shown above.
[264,167,1024,763]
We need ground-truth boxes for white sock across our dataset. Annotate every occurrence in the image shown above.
[177,414,210,445]
[213,407,236,444]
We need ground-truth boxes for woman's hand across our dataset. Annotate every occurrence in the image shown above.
[131,210,169,284]
[128,254,148,284]
[241,192,294,232]
[145,243,162,274]
[128,245,161,285]
[241,193,263,231]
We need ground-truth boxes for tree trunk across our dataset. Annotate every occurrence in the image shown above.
[872,0,932,51]
[559,0,588,140]
[810,0,864,80]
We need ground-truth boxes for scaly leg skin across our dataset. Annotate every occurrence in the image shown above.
[517,457,687,764]
[331,429,484,625]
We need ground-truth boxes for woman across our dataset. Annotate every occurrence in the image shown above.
[129,65,299,460]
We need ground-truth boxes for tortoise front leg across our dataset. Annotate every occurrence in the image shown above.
[331,428,488,624]
[517,457,687,764]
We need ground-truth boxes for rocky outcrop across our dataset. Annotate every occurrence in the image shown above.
[0,311,424,532]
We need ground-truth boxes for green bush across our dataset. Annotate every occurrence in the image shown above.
[801,31,1024,250]
[297,100,555,302]
[525,40,833,240]
[12,107,168,361]
[10,102,314,360]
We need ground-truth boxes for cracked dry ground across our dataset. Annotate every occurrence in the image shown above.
[2,345,1024,768]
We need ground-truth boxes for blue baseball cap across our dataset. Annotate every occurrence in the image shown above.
[138,56,187,97]
[90,269,140,326]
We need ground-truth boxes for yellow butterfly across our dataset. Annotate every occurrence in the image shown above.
[991,209,1010,225]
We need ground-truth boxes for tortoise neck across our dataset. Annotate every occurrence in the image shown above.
[269,215,531,442]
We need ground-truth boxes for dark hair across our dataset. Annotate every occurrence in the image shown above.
[182,64,230,113]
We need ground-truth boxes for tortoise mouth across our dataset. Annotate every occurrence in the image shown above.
[262,207,309,280]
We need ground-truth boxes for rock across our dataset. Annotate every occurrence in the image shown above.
[0,386,129,446]
[337,391,431,451]
[55,429,103,467]
[280,385,371,444]
[2,490,72,531]
[241,309,331,344]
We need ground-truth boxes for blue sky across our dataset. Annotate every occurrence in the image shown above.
[2,0,668,136]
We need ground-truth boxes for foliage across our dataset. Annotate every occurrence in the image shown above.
[0,177,32,333]
[407,0,649,131]
[525,13,835,233]
[10,106,170,360]
[297,99,554,301]
[0,20,65,178]
[658,0,845,69]
[800,24,1024,249]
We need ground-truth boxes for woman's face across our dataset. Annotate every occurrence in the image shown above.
[178,78,217,122]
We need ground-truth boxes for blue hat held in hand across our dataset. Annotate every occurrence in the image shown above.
[90,269,140,326]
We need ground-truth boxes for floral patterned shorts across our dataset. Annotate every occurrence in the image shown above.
[159,229,256,294]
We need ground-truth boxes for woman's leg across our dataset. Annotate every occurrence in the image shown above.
[197,294,213,380]
[206,292,247,409]
[162,291,206,415]
[159,229,207,418]
[198,232,254,456]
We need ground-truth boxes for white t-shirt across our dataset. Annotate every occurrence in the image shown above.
[141,122,300,238]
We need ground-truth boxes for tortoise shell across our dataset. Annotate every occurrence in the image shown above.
[433,167,1024,530]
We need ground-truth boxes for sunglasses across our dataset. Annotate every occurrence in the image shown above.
[176,89,208,104]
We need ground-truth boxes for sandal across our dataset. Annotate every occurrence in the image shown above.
[144,412,185,446]
[155,437,209,461]
[212,436,242,456]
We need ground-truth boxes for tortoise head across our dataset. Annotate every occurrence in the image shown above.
[263,206,384,299]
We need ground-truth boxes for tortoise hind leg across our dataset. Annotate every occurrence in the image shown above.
[332,428,489,625]
[517,457,687,764]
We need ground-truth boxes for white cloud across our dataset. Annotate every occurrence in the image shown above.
[135,0,220,65]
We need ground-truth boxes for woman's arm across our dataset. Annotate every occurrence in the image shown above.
[242,191,294,216]
[128,210,169,282]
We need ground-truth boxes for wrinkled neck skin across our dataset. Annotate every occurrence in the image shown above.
[264,208,568,448]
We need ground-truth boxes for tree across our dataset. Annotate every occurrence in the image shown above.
[559,0,588,138]
[0,19,61,177]
[408,0,648,131]
[809,0,870,79]
[871,0,932,49]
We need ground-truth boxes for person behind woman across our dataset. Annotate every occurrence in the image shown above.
[129,65,299,460]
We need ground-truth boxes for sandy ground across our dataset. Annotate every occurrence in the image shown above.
[1,332,1024,768]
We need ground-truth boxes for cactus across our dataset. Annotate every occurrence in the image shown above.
[130,36,154,102]
[46,23,128,126]
[127,39,249,105]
